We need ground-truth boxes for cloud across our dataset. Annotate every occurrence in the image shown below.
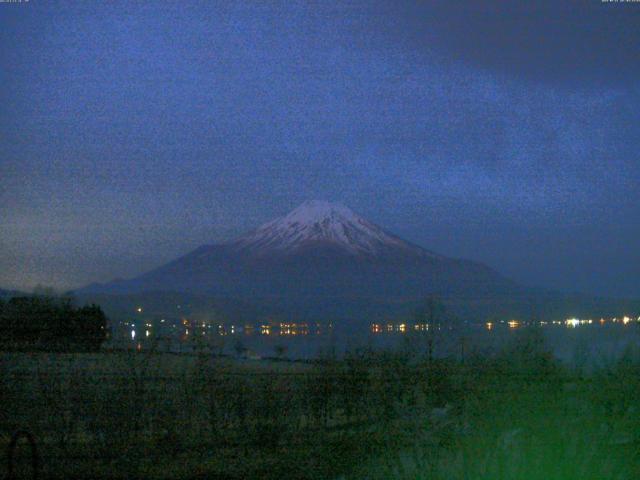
[378,0,640,86]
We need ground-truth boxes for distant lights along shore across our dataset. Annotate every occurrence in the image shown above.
[123,306,637,338]
[119,316,331,338]
[369,315,639,333]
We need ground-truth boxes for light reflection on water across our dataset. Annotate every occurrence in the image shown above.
[114,319,640,369]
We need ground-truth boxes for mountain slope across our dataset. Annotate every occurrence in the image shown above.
[79,201,525,322]
[231,200,437,258]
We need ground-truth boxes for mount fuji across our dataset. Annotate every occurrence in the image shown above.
[80,201,535,322]
[229,200,436,258]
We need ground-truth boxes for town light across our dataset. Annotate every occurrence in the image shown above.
[566,318,580,328]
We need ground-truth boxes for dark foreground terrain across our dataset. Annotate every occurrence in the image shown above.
[2,328,640,479]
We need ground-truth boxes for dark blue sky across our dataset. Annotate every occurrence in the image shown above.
[1,1,639,297]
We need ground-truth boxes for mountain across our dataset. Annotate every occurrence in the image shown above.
[230,200,436,258]
[0,288,26,300]
[78,201,638,325]
[79,201,529,322]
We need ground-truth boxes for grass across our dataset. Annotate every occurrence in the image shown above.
[347,343,640,479]
[1,329,640,479]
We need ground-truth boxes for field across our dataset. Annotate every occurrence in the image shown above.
[2,328,640,479]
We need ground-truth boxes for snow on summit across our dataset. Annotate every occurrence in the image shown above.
[279,200,358,225]
[231,200,433,257]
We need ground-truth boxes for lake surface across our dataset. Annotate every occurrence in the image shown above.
[113,320,640,367]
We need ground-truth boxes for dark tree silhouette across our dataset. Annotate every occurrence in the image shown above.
[274,344,287,359]
[411,295,447,361]
[233,339,247,358]
[75,304,108,351]
[0,295,108,352]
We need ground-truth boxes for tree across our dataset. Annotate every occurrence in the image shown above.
[274,344,287,360]
[411,295,447,361]
[0,296,108,352]
[75,304,108,351]
[233,339,247,358]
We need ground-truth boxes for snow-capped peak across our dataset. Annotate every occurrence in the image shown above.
[279,200,358,226]
[230,200,433,257]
